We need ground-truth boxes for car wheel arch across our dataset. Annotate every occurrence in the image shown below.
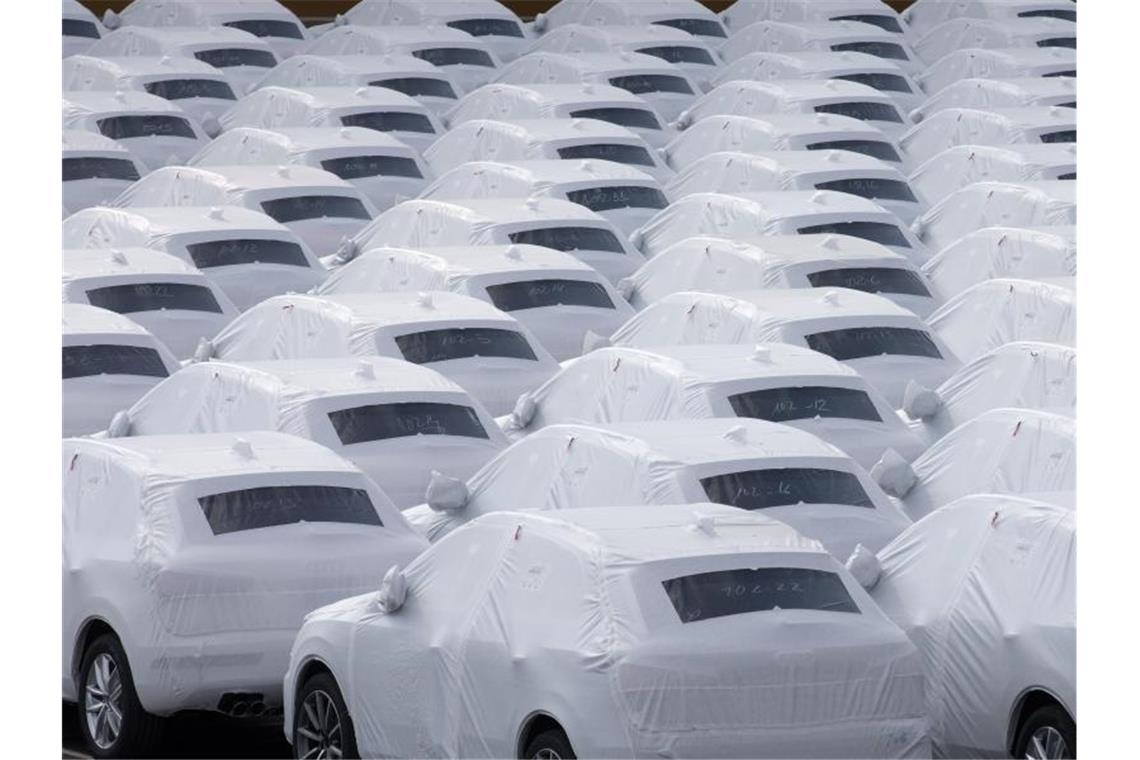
[516,710,572,759]
[1007,686,1074,755]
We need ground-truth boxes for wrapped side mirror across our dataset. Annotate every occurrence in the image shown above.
[845,544,882,590]
[872,448,917,498]
[426,471,469,512]
[902,380,942,420]
[374,564,407,613]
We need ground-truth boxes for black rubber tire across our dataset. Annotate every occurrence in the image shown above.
[76,633,163,758]
[1014,704,1076,759]
[293,671,359,760]
[523,728,577,759]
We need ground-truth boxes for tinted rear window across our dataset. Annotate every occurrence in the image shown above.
[144,78,236,101]
[806,327,943,360]
[62,156,140,182]
[1042,70,1076,78]
[637,45,716,66]
[1040,129,1076,143]
[831,14,903,33]
[807,267,930,297]
[835,72,911,93]
[412,47,495,68]
[395,328,538,363]
[565,185,669,212]
[62,344,169,380]
[223,19,304,39]
[1037,37,1076,49]
[446,18,523,38]
[371,77,457,99]
[728,386,882,422]
[609,74,693,96]
[508,226,625,253]
[814,177,917,202]
[652,18,727,38]
[261,195,372,223]
[96,115,196,140]
[663,567,859,624]
[194,47,276,69]
[830,41,908,61]
[797,221,911,248]
[815,101,902,123]
[63,18,100,38]
[806,139,901,163]
[557,143,655,167]
[185,239,310,269]
[1057,171,1076,180]
[569,107,661,131]
[700,468,875,510]
[341,111,435,134]
[485,279,615,311]
[198,485,380,535]
[86,282,223,314]
[1057,101,1076,109]
[329,402,489,445]
[1019,9,1076,22]
[321,154,423,180]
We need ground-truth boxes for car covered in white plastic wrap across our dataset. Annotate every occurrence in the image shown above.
[909,144,1075,206]
[63,0,104,57]
[190,126,431,212]
[867,493,1074,759]
[921,226,1076,301]
[902,0,1075,37]
[720,0,910,36]
[62,130,146,217]
[63,247,238,359]
[623,234,938,317]
[63,91,210,171]
[901,341,1076,446]
[718,20,924,75]
[406,418,911,558]
[111,164,377,258]
[916,48,1075,96]
[664,113,904,170]
[305,25,502,93]
[62,205,326,311]
[631,191,928,264]
[928,277,1075,363]
[315,244,634,360]
[218,85,444,153]
[913,17,1075,66]
[283,504,930,759]
[425,118,673,182]
[198,292,559,416]
[445,83,672,148]
[62,431,427,756]
[332,197,645,285]
[872,408,1075,521]
[504,344,927,469]
[666,150,922,225]
[252,54,462,115]
[899,107,1076,167]
[63,56,237,128]
[913,180,1076,251]
[610,289,958,408]
[63,304,180,437]
[909,76,1076,122]
[104,357,507,508]
[88,26,280,95]
[421,159,669,235]
[533,0,729,42]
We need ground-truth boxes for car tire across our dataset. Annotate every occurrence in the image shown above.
[293,671,358,760]
[523,727,577,760]
[76,633,163,758]
[1015,703,1076,759]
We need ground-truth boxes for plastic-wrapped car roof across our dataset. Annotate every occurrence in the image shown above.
[526,22,714,52]
[500,50,697,79]
[718,20,919,62]
[438,117,646,148]
[917,47,1076,94]
[64,54,235,85]
[256,53,453,85]
[912,76,1077,121]
[63,129,138,156]
[428,158,657,192]
[64,204,298,246]
[116,0,306,22]
[64,246,204,280]
[63,302,159,338]
[91,24,276,51]
[240,291,527,332]
[306,24,500,55]
[910,144,1075,205]
[587,343,865,385]
[714,50,914,86]
[114,164,361,205]
[449,82,659,119]
[371,195,614,229]
[192,126,419,165]
[913,17,1077,65]
[903,0,1076,35]
[720,0,905,32]
[915,181,1076,249]
[343,0,523,26]
[220,85,435,131]
[63,90,192,119]
[900,107,1076,163]
[921,226,1076,299]
[536,0,725,30]
[670,148,904,191]
[679,79,901,127]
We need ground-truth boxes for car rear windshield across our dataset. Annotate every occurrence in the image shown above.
[1057,171,1076,180]
[62,344,169,379]
[261,195,372,223]
[565,185,669,212]
[637,45,716,66]
[1039,129,1076,143]
[807,267,930,297]
[96,115,196,140]
[814,177,918,202]
[320,154,423,180]
[728,386,882,422]
[814,101,902,123]
[508,226,625,253]
[806,139,901,163]
[223,19,304,39]
[797,221,911,248]
[557,143,655,166]
[86,282,223,314]
[652,18,727,38]
[701,468,875,510]
[1042,70,1076,78]
[1020,9,1076,22]
[62,156,140,182]
[198,485,381,535]
[609,74,693,96]
[572,110,661,136]
[63,18,100,38]
[185,239,310,269]
[835,72,912,93]
[446,18,524,38]
[663,567,859,623]
[830,14,904,33]
[144,78,236,101]
[194,47,276,69]
[1037,37,1076,49]
[806,327,943,360]
[412,47,495,68]
[341,111,435,134]
[329,402,489,445]
[485,279,615,311]
[830,41,908,61]
[395,327,538,363]
[370,77,457,99]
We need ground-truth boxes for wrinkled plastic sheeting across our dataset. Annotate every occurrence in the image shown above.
[909,144,1075,206]
[912,181,1075,251]
[921,226,1075,301]
[899,108,1075,167]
